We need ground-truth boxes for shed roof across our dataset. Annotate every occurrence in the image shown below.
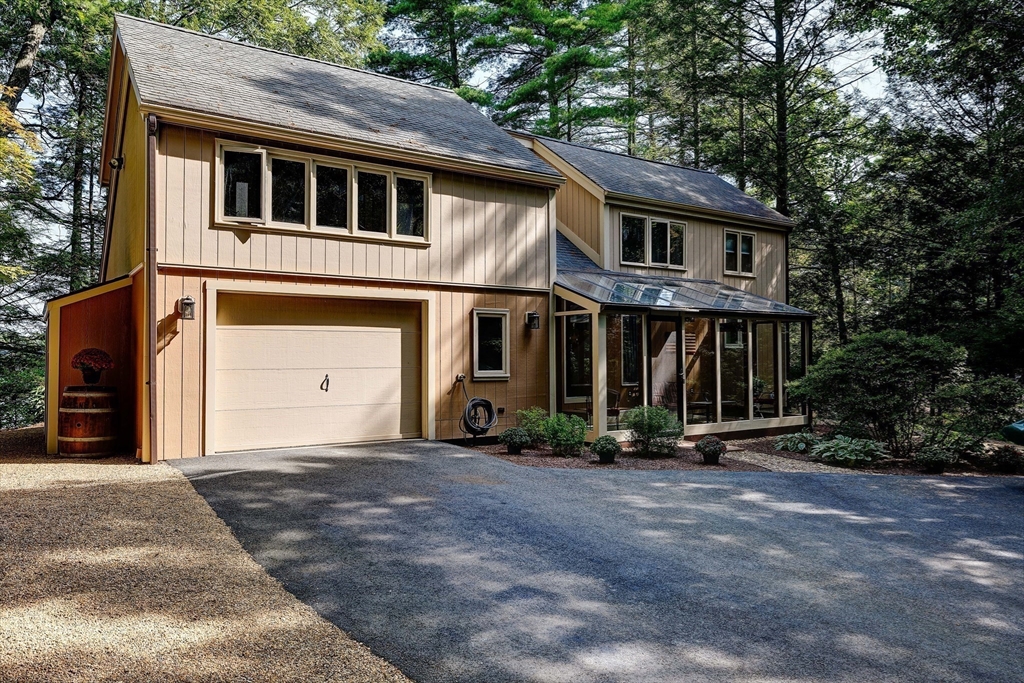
[555,232,812,318]
[113,15,560,180]
[536,136,790,225]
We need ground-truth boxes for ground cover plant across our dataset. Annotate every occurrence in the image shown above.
[811,436,887,468]
[774,431,821,453]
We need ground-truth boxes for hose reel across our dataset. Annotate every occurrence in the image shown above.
[453,374,497,440]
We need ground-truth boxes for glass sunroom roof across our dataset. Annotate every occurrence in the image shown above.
[556,269,814,317]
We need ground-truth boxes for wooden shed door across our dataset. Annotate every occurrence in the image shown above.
[214,294,422,452]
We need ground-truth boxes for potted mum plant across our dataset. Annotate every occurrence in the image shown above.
[695,435,726,465]
[71,348,114,385]
[589,435,622,464]
[497,427,531,455]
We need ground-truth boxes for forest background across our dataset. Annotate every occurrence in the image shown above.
[1,0,1021,428]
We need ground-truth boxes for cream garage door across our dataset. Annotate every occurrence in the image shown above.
[215,293,422,452]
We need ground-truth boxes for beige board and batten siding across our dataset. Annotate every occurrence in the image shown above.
[154,124,552,289]
[155,272,549,459]
[105,87,147,278]
[606,204,786,300]
[555,175,603,258]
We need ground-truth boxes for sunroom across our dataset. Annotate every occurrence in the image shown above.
[554,254,813,441]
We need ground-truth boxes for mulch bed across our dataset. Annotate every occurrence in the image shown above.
[731,434,1021,477]
[470,442,768,471]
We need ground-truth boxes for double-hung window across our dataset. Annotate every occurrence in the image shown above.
[724,230,755,275]
[473,309,509,380]
[216,140,430,243]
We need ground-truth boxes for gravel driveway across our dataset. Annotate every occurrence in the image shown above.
[0,428,410,683]
[175,441,1024,683]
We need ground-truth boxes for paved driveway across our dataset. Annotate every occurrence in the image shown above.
[174,442,1024,683]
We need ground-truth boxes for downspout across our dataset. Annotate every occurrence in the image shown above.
[146,114,158,463]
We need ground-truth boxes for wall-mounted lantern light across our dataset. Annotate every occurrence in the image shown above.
[177,295,196,320]
[525,311,541,330]
[109,156,125,170]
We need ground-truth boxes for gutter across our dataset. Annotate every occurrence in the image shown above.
[146,113,158,463]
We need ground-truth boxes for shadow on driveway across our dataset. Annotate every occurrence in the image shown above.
[174,441,1024,683]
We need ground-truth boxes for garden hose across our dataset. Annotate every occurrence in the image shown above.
[455,375,497,438]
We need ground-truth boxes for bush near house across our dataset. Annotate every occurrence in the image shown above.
[516,406,549,447]
[988,444,1024,474]
[543,414,587,457]
[622,406,684,457]
[789,331,1024,459]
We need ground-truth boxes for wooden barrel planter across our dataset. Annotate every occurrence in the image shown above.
[58,386,118,457]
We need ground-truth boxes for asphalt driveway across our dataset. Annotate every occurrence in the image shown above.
[174,441,1024,683]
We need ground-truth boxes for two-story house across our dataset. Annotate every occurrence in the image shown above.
[43,15,810,462]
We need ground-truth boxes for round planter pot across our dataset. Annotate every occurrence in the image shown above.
[922,464,945,475]
[598,453,616,464]
[701,452,721,465]
[507,445,523,455]
[80,367,102,385]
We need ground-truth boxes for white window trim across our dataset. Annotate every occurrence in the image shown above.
[724,229,756,276]
[620,212,648,266]
[266,152,311,230]
[214,139,431,244]
[216,142,267,226]
[473,308,510,380]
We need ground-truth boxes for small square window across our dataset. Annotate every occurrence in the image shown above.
[315,164,348,229]
[474,309,509,379]
[396,176,425,237]
[223,150,263,220]
[271,157,306,224]
[357,171,388,233]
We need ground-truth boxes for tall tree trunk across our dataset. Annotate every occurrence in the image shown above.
[830,245,848,344]
[448,23,461,88]
[70,76,88,291]
[2,8,53,113]
[772,0,789,216]
[626,25,637,156]
[691,17,700,168]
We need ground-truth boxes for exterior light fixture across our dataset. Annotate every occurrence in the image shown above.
[109,156,125,170]
[525,311,541,329]
[177,295,196,320]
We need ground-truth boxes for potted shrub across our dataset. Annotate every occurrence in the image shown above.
[543,413,587,457]
[71,348,114,385]
[695,435,726,465]
[497,427,530,455]
[590,435,622,464]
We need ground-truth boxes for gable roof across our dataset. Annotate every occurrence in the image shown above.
[533,135,791,226]
[112,15,560,182]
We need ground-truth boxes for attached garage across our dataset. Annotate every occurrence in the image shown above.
[211,291,426,453]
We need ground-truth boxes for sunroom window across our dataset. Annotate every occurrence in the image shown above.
[223,150,263,220]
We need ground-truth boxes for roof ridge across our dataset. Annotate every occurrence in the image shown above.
[113,13,455,96]
[527,132,721,177]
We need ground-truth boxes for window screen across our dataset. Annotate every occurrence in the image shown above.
[670,223,685,267]
[741,234,754,273]
[223,150,262,219]
[358,171,388,233]
[396,177,425,237]
[651,220,669,265]
[725,231,738,272]
[271,158,306,224]
[316,165,348,229]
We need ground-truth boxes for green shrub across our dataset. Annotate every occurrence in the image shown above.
[516,406,549,447]
[988,444,1024,474]
[622,406,684,457]
[695,435,726,459]
[789,331,966,458]
[543,413,587,457]
[774,431,820,453]
[926,378,1024,443]
[497,427,531,451]
[589,435,622,460]
[913,445,959,472]
[811,436,887,467]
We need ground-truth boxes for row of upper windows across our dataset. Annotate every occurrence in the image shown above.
[619,213,755,276]
[217,141,430,243]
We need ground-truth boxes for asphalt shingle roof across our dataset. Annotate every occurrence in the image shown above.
[537,136,790,225]
[114,15,560,179]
